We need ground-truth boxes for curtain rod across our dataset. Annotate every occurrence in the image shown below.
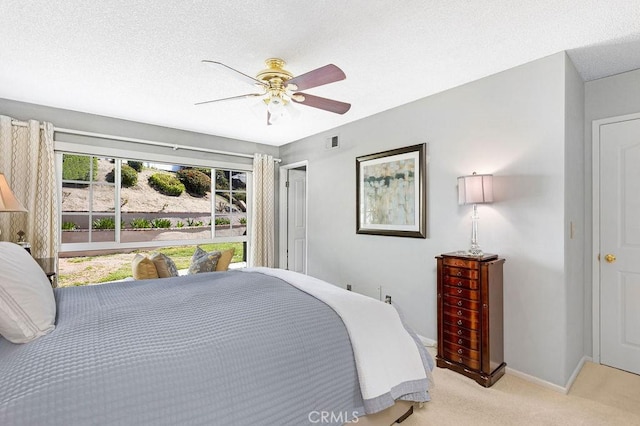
[10,119,281,162]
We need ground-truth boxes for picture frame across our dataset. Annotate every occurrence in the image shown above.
[356,143,427,238]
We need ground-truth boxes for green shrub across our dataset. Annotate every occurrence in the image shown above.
[105,164,138,187]
[148,173,184,196]
[62,155,98,182]
[186,218,203,227]
[239,217,247,225]
[130,218,152,229]
[177,169,211,196]
[233,192,246,204]
[121,165,138,187]
[215,217,231,225]
[62,221,77,230]
[181,166,211,177]
[92,217,122,230]
[127,161,143,172]
[176,221,184,228]
[215,170,229,190]
[151,218,172,228]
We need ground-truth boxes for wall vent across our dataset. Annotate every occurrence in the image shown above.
[325,135,339,149]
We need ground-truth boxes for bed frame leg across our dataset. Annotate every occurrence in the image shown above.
[395,405,414,423]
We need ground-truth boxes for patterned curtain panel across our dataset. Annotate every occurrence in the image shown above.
[251,153,275,267]
[0,116,58,258]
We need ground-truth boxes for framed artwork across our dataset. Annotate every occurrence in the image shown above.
[356,143,427,238]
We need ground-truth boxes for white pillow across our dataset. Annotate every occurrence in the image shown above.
[0,242,56,343]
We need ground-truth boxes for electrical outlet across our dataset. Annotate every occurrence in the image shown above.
[346,284,352,291]
[384,295,392,304]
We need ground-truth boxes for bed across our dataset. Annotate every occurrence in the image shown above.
[0,244,433,425]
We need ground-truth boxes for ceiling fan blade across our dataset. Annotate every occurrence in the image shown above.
[195,93,263,106]
[292,93,351,114]
[286,64,346,91]
[201,60,268,88]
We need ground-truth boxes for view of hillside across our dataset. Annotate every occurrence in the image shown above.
[58,156,249,286]
[60,156,247,244]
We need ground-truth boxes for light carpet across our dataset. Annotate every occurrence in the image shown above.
[403,350,640,425]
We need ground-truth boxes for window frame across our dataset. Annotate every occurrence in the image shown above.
[55,141,252,254]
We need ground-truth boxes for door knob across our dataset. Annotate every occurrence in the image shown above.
[604,254,616,263]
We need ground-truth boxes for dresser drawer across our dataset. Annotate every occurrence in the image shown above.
[442,304,480,321]
[443,331,480,351]
[444,349,481,371]
[444,294,480,311]
[443,275,479,290]
[443,311,480,330]
[442,323,479,344]
[444,266,479,280]
[443,285,480,301]
[443,257,479,269]
[443,340,481,361]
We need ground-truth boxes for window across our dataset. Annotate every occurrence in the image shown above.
[59,153,250,252]
[214,170,247,237]
[60,154,117,244]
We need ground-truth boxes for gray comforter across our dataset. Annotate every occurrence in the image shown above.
[0,271,415,425]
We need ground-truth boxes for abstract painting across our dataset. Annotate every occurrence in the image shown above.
[356,143,427,238]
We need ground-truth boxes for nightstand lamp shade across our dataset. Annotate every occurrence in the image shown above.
[0,173,27,239]
[458,173,493,205]
[458,173,493,256]
[0,174,27,212]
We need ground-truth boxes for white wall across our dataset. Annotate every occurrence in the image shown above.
[583,68,640,356]
[564,55,586,383]
[280,52,578,386]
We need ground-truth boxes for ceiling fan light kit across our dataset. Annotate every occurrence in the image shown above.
[197,58,350,125]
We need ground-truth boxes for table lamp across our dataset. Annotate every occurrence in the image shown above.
[0,173,27,239]
[458,172,493,256]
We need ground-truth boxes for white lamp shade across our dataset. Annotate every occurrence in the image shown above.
[0,173,27,212]
[458,173,493,205]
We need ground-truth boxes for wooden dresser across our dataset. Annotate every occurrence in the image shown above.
[436,252,506,387]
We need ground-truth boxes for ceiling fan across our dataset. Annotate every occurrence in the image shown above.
[196,58,351,125]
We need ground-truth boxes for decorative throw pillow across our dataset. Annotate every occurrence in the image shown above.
[215,247,235,271]
[0,242,56,344]
[188,247,221,274]
[150,252,179,278]
[132,254,159,280]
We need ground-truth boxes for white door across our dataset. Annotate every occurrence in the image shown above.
[287,169,307,273]
[600,118,640,375]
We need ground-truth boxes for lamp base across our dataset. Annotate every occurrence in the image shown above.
[468,204,483,256]
[467,243,483,257]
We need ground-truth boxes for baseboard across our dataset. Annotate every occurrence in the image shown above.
[505,355,592,394]
[565,355,592,392]
[417,334,436,347]
[505,367,568,393]
[419,335,591,393]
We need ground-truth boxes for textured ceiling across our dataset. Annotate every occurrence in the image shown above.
[1,1,640,146]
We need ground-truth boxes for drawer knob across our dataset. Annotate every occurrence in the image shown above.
[457,281,463,286]
[457,320,463,326]
[457,289,463,294]
[458,338,463,344]
[457,310,463,316]
[457,300,462,306]
[458,349,463,354]
[458,357,463,363]
[457,271,462,276]
[457,330,463,335]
